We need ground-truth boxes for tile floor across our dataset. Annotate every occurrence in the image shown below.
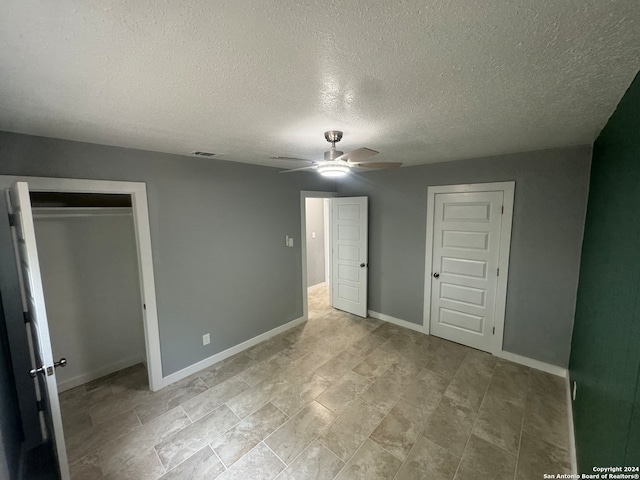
[60,286,572,479]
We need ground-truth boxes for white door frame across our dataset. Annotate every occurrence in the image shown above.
[423,181,515,355]
[300,190,336,320]
[2,175,163,391]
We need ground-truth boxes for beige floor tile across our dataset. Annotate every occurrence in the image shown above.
[226,377,290,419]
[402,368,450,414]
[66,409,141,463]
[241,353,292,386]
[319,399,385,462]
[135,375,209,424]
[159,446,225,480]
[523,391,569,450]
[395,436,460,480]
[265,401,336,464]
[181,376,250,421]
[370,323,405,339]
[347,333,387,358]
[516,432,571,480]
[89,379,152,426]
[155,404,239,471]
[98,407,191,475]
[211,403,288,467]
[277,350,335,384]
[101,448,165,480]
[277,440,344,480]
[63,288,568,480]
[422,396,476,457]
[217,443,285,480]
[271,373,331,416]
[485,360,530,407]
[425,344,468,378]
[69,451,102,480]
[370,398,427,461]
[459,350,497,378]
[315,351,364,383]
[199,354,257,388]
[454,434,517,480]
[443,367,491,412]
[360,369,415,413]
[472,392,524,454]
[316,371,371,414]
[335,439,402,480]
[246,337,294,362]
[351,348,398,382]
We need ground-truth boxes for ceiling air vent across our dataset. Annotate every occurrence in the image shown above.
[191,151,217,158]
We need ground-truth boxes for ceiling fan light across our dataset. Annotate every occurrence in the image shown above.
[318,161,350,177]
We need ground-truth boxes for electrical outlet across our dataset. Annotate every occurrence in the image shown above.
[572,381,577,401]
[202,333,210,346]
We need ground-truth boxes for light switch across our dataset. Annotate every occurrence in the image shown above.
[288,237,294,247]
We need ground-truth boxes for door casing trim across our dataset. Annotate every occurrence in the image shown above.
[423,181,515,355]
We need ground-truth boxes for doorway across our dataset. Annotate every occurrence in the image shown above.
[301,191,335,321]
[304,197,332,320]
[1,176,162,480]
[31,194,146,393]
[423,182,514,354]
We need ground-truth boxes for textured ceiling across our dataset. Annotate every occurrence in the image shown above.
[1,1,639,170]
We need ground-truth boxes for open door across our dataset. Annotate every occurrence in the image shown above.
[8,182,70,480]
[330,197,368,317]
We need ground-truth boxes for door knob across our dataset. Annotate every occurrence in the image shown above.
[29,365,46,378]
[433,272,440,278]
[360,263,367,268]
[54,358,67,368]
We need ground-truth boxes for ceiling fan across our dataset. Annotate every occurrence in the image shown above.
[275,130,402,177]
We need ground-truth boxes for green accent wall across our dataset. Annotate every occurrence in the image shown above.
[570,70,640,471]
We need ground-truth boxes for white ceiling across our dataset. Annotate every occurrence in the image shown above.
[1,1,639,170]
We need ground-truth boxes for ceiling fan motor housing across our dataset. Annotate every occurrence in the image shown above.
[324,148,344,161]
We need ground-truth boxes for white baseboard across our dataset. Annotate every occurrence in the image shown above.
[162,316,307,388]
[368,310,427,334]
[565,373,578,474]
[57,355,144,392]
[369,310,567,377]
[494,350,567,377]
[307,282,327,292]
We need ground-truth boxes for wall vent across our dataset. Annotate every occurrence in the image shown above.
[191,151,217,158]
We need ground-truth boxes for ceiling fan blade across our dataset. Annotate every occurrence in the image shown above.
[356,162,403,169]
[279,165,319,174]
[270,156,314,163]
[335,147,378,163]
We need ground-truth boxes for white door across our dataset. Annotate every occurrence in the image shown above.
[429,191,503,352]
[331,197,368,317]
[9,182,70,480]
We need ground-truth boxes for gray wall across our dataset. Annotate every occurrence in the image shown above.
[337,146,591,367]
[34,211,145,390]
[305,198,326,287]
[0,291,23,480]
[0,131,335,445]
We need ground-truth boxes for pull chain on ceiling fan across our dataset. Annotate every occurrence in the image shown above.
[275,130,402,177]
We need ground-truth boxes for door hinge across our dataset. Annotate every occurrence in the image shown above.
[493,327,495,335]
[23,311,31,324]
[501,205,504,214]
[497,268,500,276]
[143,304,146,310]
[8,213,16,226]
[36,400,44,412]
